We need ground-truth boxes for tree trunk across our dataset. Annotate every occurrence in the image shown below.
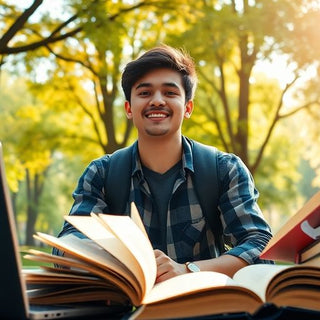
[25,169,45,245]
[236,32,255,169]
[236,68,250,166]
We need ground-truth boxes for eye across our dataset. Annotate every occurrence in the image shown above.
[166,90,178,96]
[138,90,150,96]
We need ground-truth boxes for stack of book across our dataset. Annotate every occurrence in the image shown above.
[24,192,320,319]
[260,190,320,265]
[299,238,320,264]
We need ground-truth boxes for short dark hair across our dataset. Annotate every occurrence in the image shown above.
[121,45,198,103]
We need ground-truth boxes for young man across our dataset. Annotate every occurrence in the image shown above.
[55,45,273,283]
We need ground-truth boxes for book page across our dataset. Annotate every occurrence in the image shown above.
[96,214,156,300]
[300,238,320,263]
[130,202,149,239]
[34,232,141,302]
[24,251,140,305]
[302,254,320,266]
[142,271,262,306]
[23,268,103,282]
[65,214,145,294]
[232,264,291,301]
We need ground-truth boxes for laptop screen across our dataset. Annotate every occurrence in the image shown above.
[0,143,29,319]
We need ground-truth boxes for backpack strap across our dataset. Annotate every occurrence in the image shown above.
[190,139,225,253]
[104,144,134,215]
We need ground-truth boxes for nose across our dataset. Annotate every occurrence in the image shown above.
[150,91,165,106]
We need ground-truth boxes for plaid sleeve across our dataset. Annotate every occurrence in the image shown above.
[218,152,273,264]
[56,156,110,239]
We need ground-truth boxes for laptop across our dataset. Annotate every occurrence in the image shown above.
[0,142,125,319]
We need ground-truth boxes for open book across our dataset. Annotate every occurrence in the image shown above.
[25,203,320,319]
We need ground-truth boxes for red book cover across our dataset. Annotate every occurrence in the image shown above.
[260,191,320,263]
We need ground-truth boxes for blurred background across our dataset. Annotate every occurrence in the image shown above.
[1,0,319,249]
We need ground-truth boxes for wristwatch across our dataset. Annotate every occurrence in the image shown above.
[185,261,200,273]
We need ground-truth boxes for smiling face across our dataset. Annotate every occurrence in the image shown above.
[125,68,193,140]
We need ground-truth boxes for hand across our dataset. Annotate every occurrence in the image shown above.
[154,249,187,283]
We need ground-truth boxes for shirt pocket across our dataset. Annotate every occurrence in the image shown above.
[174,211,207,261]
[182,216,206,241]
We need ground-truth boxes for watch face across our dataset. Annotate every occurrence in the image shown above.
[186,262,200,272]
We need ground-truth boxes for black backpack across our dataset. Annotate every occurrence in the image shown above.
[105,138,225,253]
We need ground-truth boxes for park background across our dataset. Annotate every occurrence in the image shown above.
[0,0,320,251]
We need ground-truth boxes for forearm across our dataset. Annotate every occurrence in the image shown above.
[155,249,248,283]
[195,254,248,278]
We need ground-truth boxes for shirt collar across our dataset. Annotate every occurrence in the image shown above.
[131,141,142,177]
[181,135,194,173]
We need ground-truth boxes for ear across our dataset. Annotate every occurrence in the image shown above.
[184,100,194,119]
[125,101,133,119]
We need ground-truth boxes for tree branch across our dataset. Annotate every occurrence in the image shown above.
[2,27,82,54]
[0,0,43,52]
[49,14,78,37]
[251,76,299,173]
[198,63,235,151]
[205,96,230,152]
[69,82,105,150]
[279,100,320,119]
[45,43,97,76]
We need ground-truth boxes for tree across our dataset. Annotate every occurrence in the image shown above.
[0,70,93,244]
[1,0,193,241]
[2,0,320,235]
[171,0,320,207]
[0,0,82,64]
[24,0,193,153]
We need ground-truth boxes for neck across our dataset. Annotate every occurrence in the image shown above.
[138,135,183,174]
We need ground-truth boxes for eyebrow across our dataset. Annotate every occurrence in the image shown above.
[135,82,180,90]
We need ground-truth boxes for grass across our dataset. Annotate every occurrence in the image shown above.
[20,246,52,268]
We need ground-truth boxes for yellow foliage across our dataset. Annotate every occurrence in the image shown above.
[24,150,52,176]
[15,105,41,122]
[5,158,25,193]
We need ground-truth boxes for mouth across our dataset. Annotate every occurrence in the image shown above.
[144,108,171,119]
[146,112,168,119]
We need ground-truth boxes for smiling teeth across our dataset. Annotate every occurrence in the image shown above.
[147,113,167,118]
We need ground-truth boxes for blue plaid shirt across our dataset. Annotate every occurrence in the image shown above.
[57,136,272,264]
